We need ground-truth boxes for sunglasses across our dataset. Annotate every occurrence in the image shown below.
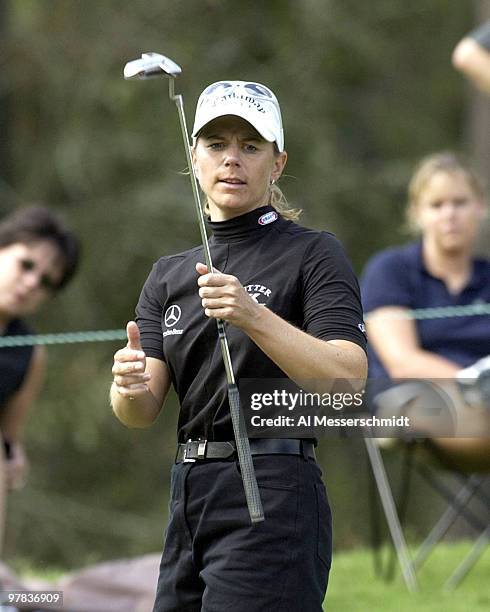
[19,258,58,292]
[202,81,275,101]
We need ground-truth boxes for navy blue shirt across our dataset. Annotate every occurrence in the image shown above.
[360,241,490,379]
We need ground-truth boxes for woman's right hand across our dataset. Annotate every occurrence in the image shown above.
[112,321,151,399]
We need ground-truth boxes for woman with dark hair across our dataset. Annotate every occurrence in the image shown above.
[0,206,79,548]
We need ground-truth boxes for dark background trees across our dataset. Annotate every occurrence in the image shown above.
[0,0,487,569]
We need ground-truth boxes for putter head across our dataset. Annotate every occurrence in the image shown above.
[123,52,182,80]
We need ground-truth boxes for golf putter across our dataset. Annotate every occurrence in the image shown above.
[123,52,264,523]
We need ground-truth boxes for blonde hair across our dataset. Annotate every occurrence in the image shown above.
[406,151,486,232]
[269,183,302,220]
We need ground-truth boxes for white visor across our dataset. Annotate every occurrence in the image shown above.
[192,80,284,152]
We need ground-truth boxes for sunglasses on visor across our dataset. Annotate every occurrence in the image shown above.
[201,81,275,100]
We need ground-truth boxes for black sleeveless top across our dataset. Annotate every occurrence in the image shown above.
[0,319,35,410]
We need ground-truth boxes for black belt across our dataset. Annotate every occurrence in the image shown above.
[175,438,316,463]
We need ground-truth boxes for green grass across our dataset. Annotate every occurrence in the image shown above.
[325,542,490,611]
[9,558,67,582]
[10,541,490,611]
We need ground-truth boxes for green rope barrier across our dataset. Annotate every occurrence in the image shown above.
[389,302,490,321]
[0,303,488,347]
[0,329,127,347]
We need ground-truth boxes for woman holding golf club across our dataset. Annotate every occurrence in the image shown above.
[112,80,367,611]
[0,206,79,550]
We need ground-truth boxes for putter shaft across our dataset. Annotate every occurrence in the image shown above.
[169,80,264,523]
[123,53,263,523]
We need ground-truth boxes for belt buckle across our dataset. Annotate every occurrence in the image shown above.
[197,439,207,459]
[183,439,196,463]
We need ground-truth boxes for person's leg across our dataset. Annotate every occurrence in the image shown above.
[375,380,490,471]
[0,437,6,556]
[185,455,331,612]
[153,463,205,612]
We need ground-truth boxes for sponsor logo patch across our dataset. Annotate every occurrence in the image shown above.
[163,328,183,337]
[258,211,278,226]
[163,304,183,337]
[244,283,272,305]
[164,305,182,327]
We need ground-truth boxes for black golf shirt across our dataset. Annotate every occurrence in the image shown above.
[0,319,34,411]
[136,205,367,442]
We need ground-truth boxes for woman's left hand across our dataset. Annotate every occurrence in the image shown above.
[196,262,261,329]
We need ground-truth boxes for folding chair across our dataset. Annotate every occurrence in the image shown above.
[365,436,418,591]
[365,381,490,591]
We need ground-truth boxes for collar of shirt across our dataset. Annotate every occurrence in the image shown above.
[414,240,488,292]
[207,205,282,244]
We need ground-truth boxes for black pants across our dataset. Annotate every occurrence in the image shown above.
[153,454,332,612]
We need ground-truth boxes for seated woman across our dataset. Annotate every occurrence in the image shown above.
[0,206,79,550]
[361,152,490,470]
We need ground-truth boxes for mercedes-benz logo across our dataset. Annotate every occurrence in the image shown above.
[164,304,182,327]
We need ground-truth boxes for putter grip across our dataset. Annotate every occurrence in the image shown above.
[228,384,264,523]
